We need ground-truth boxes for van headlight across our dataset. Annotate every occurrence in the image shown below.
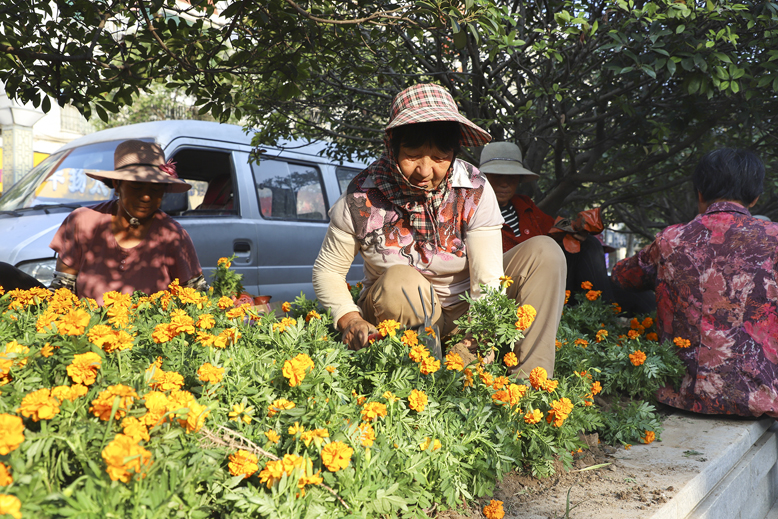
[16,258,57,287]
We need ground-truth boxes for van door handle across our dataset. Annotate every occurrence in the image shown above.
[234,241,251,253]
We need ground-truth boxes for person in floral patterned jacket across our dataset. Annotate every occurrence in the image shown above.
[612,148,778,418]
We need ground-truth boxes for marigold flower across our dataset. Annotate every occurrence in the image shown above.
[300,428,329,448]
[2,341,29,371]
[515,304,537,330]
[258,459,284,488]
[51,385,82,403]
[37,310,58,332]
[179,400,209,433]
[196,314,215,329]
[217,257,232,269]
[642,430,656,444]
[265,430,280,444]
[0,414,24,455]
[646,332,659,341]
[409,344,430,363]
[419,437,442,451]
[555,339,563,349]
[0,462,12,486]
[629,350,647,366]
[149,370,184,391]
[492,390,510,406]
[564,290,571,304]
[524,408,543,425]
[217,296,234,310]
[377,319,401,337]
[144,391,169,413]
[483,499,505,519]
[493,375,509,390]
[508,384,527,406]
[165,390,196,419]
[351,421,375,448]
[463,368,474,388]
[225,305,248,319]
[321,441,353,472]
[229,449,259,479]
[529,366,548,390]
[90,385,138,421]
[121,416,150,442]
[268,398,295,417]
[151,323,174,343]
[282,353,314,387]
[229,402,255,424]
[627,329,641,340]
[612,303,622,313]
[574,338,589,348]
[479,370,494,387]
[630,318,640,329]
[642,317,653,329]
[361,401,388,422]
[401,329,419,347]
[503,352,518,368]
[305,310,321,322]
[67,352,102,385]
[0,494,22,519]
[591,380,602,395]
[424,326,436,338]
[580,281,593,290]
[499,275,513,288]
[18,388,60,421]
[102,434,153,482]
[56,307,91,336]
[408,389,428,412]
[595,329,608,342]
[585,290,602,301]
[383,391,399,402]
[624,444,632,450]
[273,317,297,333]
[546,397,574,427]
[544,379,559,392]
[197,363,225,384]
[445,351,464,371]
[281,301,292,313]
[420,356,441,375]
[674,337,691,348]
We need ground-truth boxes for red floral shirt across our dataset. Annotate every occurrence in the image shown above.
[612,202,778,418]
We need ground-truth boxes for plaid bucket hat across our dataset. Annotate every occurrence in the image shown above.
[385,84,491,148]
[86,140,191,193]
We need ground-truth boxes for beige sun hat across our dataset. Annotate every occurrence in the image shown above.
[85,140,191,193]
[479,142,539,180]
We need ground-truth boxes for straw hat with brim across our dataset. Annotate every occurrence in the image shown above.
[479,141,539,180]
[85,140,191,193]
[385,84,491,148]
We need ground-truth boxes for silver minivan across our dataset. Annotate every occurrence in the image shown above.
[0,120,367,302]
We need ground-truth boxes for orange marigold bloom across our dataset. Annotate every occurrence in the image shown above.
[305,310,321,322]
[258,459,284,488]
[229,449,259,479]
[463,368,474,388]
[499,275,513,288]
[445,351,464,371]
[674,337,691,348]
[226,304,249,319]
[89,384,138,421]
[591,380,602,395]
[121,416,150,442]
[493,375,509,390]
[56,307,91,336]
[646,332,659,341]
[503,352,518,368]
[149,370,184,391]
[408,389,428,412]
[197,363,225,384]
[0,494,22,519]
[0,414,24,455]
[217,257,232,268]
[508,384,527,406]
[420,355,441,375]
[143,391,169,415]
[178,400,209,433]
[642,317,654,329]
[67,352,102,385]
[595,329,608,343]
[377,319,401,337]
[529,366,548,390]
[483,499,505,519]
[409,344,430,363]
[102,434,152,483]
[19,388,60,421]
[580,281,593,290]
[281,301,292,313]
[401,329,419,347]
[268,398,295,417]
[2,341,29,370]
[574,338,589,348]
[546,397,574,427]
[196,314,215,329]
[555,339,563,349]
[479,370,494,387]
[564,290,571,304]
[642,430,656,444]
[165,390,196,419]
[515,304,537,330]
[282,353,315,387]
[612,303,622,313]
[627,329,641,340]
[152,323,175,344]
[273,317,297,333]
[0,462,12,486]
[265,430,280,444]
[629,350,647,366]
[361,401,388,422]
[217,296,234,310]
[492,390,510,406]
[325,365,336,373]
[300,429,329,448]
[419,437,442,451]
[357,422,375,447]
[585,290,602,301]
[524,408,543,425]
[36,309,58,333]
[544,379,559,392]
[321,441,353,472]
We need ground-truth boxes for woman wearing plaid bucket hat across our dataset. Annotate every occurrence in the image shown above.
[313,84,567,377]
[47,140,207,305]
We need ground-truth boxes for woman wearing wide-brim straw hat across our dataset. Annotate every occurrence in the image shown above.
[48,140,207,305]
[312,83,566,377]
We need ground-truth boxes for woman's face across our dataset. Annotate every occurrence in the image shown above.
[397,143,454,191]
[485,174,523,205]
[116,181,166,220]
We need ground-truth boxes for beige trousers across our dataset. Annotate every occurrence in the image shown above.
[359,235,566,377]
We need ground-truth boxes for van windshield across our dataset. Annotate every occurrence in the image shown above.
[0,140,128,211]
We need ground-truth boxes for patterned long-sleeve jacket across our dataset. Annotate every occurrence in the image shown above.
[612,201,778,418]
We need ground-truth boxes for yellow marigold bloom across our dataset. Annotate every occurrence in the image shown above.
[325,365,336,373]
[401,329,419,347]
[377,319,401,337]
[282,353,315,387]
[492,390,510,406]
[297,469,324,497]
[149,370,184,391]
[629,350,647,366]
[356,422,375,447]
[217,257,232,268]
[196,314,215,329]
[515,304,537,330]
[444,352,464,371]
[88,325,133,353]
[409,344,430,363]
[102,434,153,483]
[89,384,138,421]
[564,290,571,304]
[305,310,321,322]
[121,416,150,442]
[321,441,353,472]
[0,414,24,455]
[229,402,255,424]
[463,368,474,388]
[281,301,292,313]
[503,352,518,368]
[499,275,513,288]
[103,291,132,308]
[281,453,304,476]
[229,449,258,479]
[642,430,656,444]
[300,428,329,448]
[273,317,297,333]
[268,398,295,417]
[67,352,102,386]
[197,363,225,384]
[37,309,58,333]
[408,389,428,412]
[529,366,548,390]
[383,391,399,403]
[0,494,22,519]
[595,329,608,342]
[419,437,442,451]
[217,296,234,310]
[544,379,559,392]
[508,384,527,406]
[56,307,91,336]
[674,337,691,348]
[483,499,505,519]
[361,401,388,422]
[479,371,494,387]
[627,329,641,340]
[152,323,174,344]
[288,422,305,436]
[546,397,574,427]
[144,391,169,414]
[524,408,543,425]
[493,375,509,390]
[258,459,284,488]
[419,355,441,375]
[591,380,602,395]
[226,305,248,319]
[0,462,12,486]
[178,400,209,433]
[165,390,196,419]
[169,309,196,335]
[18,388,60,421]
[646,332,659,341]
[51,385,77,403]
[580,281,593,290]
[624,444,632,450]
[265,430,280,444]
[177,287,208,308]
[424,326,436,338]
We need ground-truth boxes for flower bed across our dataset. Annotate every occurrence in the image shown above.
[0,277,686,518]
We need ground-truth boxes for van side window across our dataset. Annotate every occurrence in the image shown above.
[336,167,361,194]
[253,159,328,222]
[165,148,237,216]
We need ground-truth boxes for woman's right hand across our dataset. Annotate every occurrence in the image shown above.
[338,312,378,351]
